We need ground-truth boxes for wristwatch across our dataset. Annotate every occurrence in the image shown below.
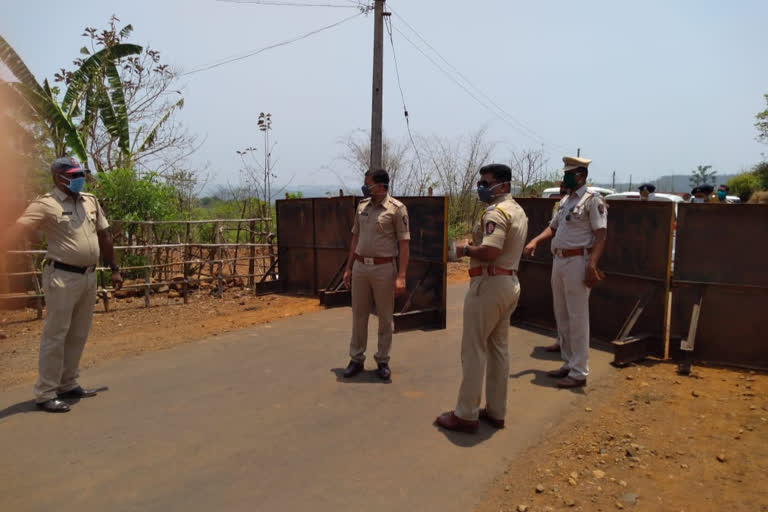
[110,264,120,273]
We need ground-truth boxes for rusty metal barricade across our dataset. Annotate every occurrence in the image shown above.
[671,203,768,369]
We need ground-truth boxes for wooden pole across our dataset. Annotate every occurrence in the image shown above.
[144,222,153,308]
[369,0,385,172]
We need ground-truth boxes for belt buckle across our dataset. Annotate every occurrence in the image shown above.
[364,257,374,265]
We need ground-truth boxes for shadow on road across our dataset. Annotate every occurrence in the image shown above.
[330,368,392,384]
[0,399,39,421]
[509,369,586,395]
[529,346,562,362]
[0,386,110,421]
[433,420,498,447]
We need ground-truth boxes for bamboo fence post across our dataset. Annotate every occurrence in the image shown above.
[144,222,153,308]
[183,221,191,304]
[248,220,256,289]
[214,221,223,297]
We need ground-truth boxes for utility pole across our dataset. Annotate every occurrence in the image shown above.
[369,0,386,172]
[612,171,616,190]
[629,174,633,192]
[577,147,581,157]
[258,112,272,231]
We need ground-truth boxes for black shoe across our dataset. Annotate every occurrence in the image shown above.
[57,386,98,399]
[36,399,70,413]
[343,361,364,378]
[376,362,391,380]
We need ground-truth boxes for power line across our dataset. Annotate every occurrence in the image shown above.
[384,16,426,180]
[181,12,363,76]
[388,7,570,154]
[389,9,544,144]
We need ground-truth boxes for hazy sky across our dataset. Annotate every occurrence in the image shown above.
[3,0,767,191]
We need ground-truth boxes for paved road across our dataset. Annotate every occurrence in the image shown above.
[0,283,616,512]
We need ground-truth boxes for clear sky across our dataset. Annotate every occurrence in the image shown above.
[3,0,767,191]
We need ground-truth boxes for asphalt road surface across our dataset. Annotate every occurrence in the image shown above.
[0,282,616,512]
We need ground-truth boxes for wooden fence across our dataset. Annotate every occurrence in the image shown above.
[0,218,277,315]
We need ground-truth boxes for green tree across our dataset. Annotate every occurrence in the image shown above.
[756,93,768,144]
[689,165,717,187]
[91,167,177,225]
[726,172,761,202]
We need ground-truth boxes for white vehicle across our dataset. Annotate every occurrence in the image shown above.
[604,191,684,203]
[541,186,615,198]
[726,195,741,204]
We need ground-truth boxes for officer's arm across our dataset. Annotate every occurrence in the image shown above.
[397,239,409,279]
[0,201,45,252]
[589,229,606,269]
[0,222,34,253]
[463,244,501,262]
[96,229,117,268]
[345,234,359,273]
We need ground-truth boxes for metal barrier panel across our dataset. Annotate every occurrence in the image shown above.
[513,199,674,357]
[314,196,357,294]
[276,195,448,331]
[276,199,315,294]
[671,204,768,368]
[512,198,557,329]
[394,197,447,332]
[592,201,674,356]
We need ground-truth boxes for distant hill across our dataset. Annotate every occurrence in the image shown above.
[594,174,737,193]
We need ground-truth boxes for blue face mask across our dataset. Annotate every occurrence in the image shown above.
[476,182,506,203]
[717,190,726,201]
[65,176,86,194]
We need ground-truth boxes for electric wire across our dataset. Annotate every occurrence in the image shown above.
[181,12,364,76]
[384,16,426,180]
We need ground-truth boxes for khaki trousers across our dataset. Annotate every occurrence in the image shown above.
[455,275,520,421]
[349,261,396,364]
[34,265,97,402]
[551,254,590,380]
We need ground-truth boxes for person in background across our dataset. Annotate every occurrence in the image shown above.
[638,183,657,201]
[716,184,731,203]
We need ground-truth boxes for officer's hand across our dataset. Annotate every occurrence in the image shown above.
[112,271,124,291]
[395,275,406,296]
[343,269,352,290]
[584,265,605,288]
[523,240,537,257]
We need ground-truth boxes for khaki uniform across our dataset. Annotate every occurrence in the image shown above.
[349,194,410,364]
[549,185,607,380]
[455,194,527,421]
[16,188,109,402]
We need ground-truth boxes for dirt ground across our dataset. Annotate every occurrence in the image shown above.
[477,362,768,512]
[2,260,766,511]
[0,261,471,391]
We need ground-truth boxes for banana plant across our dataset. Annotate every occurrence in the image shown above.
[0,34,140,164]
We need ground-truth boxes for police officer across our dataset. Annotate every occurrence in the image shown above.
[0,157,122,412]
[435,164,528,433]
[523,156,607,389]
[341,169,410,380]
[638,183,657,201]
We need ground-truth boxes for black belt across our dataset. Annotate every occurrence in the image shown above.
[48,260,95,274]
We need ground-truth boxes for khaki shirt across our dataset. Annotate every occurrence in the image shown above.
[16,187,109,267]
[470,194,528,271]
[549,185,607,250]
[352,194,410,258]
